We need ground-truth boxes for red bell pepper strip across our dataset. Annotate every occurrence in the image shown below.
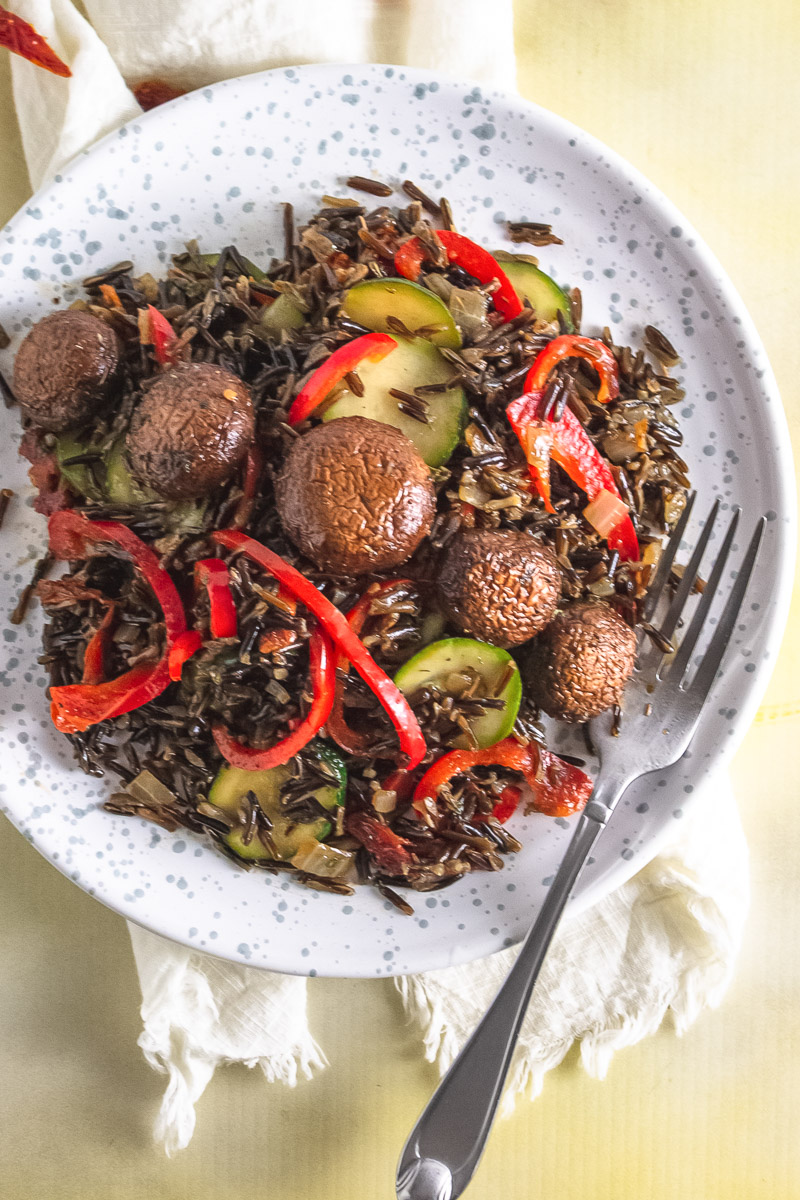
[211,531,426,768]
[81,604,117,686]
[325,579,411,757]
[394,230,523,322]
[47,511,187,733]
[506,335,639,561]
[344,810,413,875]
[139,304,179,365]
[212,626,336,770]
[0,5,71,76]
[168,629,204,682]
[287,333,397,426]
[194,557,238,639]
[489,784,523,824]
[412,737,593,821]
[527,335,619,404]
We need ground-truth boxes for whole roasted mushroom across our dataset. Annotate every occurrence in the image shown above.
[13,310,121,432]
[437,529,561,648]
[126,362,254,500]
[525,601,636,721]
[275,415,435,575]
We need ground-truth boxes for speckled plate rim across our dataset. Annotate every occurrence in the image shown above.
[0,63,794,977]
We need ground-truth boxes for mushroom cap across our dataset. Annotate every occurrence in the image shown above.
[126,362,254,499]
[13,310,121,432]
[437,529,561,648]
[275,416,435,575]
[525,601,636,722]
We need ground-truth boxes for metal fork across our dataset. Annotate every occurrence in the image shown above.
[397,500,766,1200]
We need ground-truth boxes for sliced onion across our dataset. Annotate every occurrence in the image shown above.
[583,488,630,538]
[291,841,354,878]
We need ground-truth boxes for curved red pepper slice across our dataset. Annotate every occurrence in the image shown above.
[211,531,426,769]
[0,7,71,77]
[212,626,336,770]
[506,335,639,561]
[412,737,593,821]
[139,305,179,365]
[287,333,397,426]
[527,335,619,404]
[194,558,238,639]
[394,230,523,321]
[325,579,412,757]
[168,629,204,682]
[81,604,117,686]
[47,511,187,733]
[488,784,523,824]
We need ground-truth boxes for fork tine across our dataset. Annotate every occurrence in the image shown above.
[657,498,720,642]
[681,516,766,699]
[669,507,740,681]
[642,490,696,622]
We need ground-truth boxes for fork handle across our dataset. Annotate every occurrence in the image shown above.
[396,779,623,1200]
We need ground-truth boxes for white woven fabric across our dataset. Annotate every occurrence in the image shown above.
[9,0,748,1156]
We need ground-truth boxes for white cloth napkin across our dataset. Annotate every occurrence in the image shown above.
[9,0,749,1157]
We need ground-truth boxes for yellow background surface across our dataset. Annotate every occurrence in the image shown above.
[1,2,799,1196]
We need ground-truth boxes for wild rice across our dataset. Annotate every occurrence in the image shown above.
[346,175,394,198]
[0,368,17,408]
[507,220,564,247]
[401,179,441,217]
[17,194,690,913]
[644,324,680,367]
[0,487,13,530]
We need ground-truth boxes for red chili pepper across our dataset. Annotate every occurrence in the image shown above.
[212,626,336,770]
[0,5,71,76]
[47,511,187,733]
[232,443,263,530]
[211,531,426,769]
[287,333,397,425]
[506,335,639,561]
[345,810,413,875]
[81,604,117,686]
[325,579,412,758]
[394,230,523,322]
[194,558,238,639]
[168,629,204,682]
[413,737,593,821]
[139,304,179,365]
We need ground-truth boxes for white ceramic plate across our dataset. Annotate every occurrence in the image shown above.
[0,64,793,977]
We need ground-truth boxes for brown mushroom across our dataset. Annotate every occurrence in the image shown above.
[13,310,121,432]
[525,601,636,722]
[126,362,254,499]
[437,529,561,648]
[275,416,435,575]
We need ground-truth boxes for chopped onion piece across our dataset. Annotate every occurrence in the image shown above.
[127,769,178,808]
[291,841,355,877]
[583,488,630,538]
[372,788,398,814]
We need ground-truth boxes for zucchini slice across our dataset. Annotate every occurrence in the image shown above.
[208,743,347,862]
[394,637,522,749]
[322,335,467,468]
[342,277,461,349]
[494,253,573,328]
